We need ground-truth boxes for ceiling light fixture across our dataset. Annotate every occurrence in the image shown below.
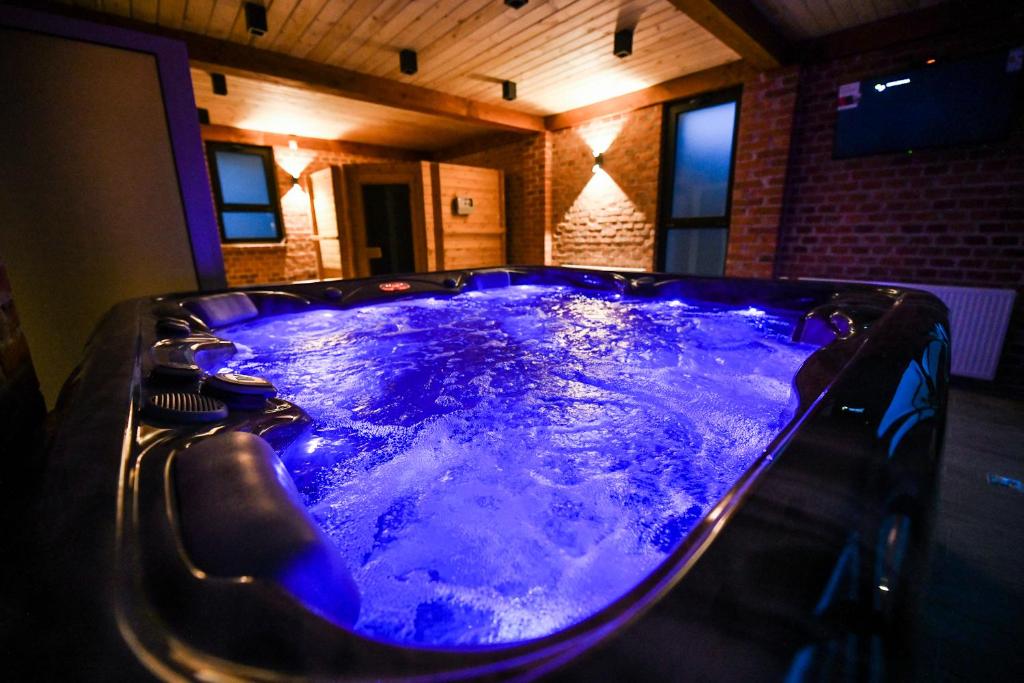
[614,28,633,58]
[504,0,529,9]
[592,152,604,173]
[244,3,268,37]
[502,80,517,101]
[211,72,227,96]
[400,49,418,75]
[288,139,298,151]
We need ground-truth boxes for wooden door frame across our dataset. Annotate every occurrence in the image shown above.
[344,163,428,277]
[306,166,353,279]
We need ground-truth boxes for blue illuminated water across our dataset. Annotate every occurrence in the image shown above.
[218,286,818,646]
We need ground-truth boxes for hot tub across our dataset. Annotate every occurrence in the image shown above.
[31,267,949,681]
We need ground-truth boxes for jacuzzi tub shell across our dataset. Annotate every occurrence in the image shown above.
[27,266,949,681]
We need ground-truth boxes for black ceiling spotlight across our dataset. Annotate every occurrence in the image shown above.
[504,0,529,9]
[400,49,418,75]
[244,2,268,37]
[614,28,634,58]
[211,72,228,96]
[197,108,210,125]
[502,80,517,101]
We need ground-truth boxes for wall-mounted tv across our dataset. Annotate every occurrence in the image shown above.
[833,47,1023,159]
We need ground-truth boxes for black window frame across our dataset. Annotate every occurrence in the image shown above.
[206,141,285,244]
[656,87,742,274]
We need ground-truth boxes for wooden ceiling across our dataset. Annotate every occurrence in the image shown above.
[749,0,946,40]
[191,66,500,151]
[55,0,740,116]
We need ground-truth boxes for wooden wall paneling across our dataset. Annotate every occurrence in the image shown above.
[436,163,506,269]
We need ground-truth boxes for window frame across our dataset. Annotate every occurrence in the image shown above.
[656,87,743,274]
[205,141,285,244]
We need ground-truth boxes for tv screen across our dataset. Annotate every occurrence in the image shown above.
[834,47,1022,158]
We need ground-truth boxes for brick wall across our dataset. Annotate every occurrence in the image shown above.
[550,107,662,269]
[775,32,1024,391]
[201,125,422,286]
[727,66,800,277]
[438,132,552,265]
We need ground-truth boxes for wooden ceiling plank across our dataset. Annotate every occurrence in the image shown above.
[266,0,328,52]
[184,34,545,132]
[408,0,571,88]
[492,20,725,97]
[341,0,448,74]
[356,0,492,74]
[455,3,688,101]
[665,0,788,70]
[323,0,412,71]
[546,60,755,129]
[445,0,656,96]
[286,0,350,58]
[131,0,159,23]
[258,0,303,47]
[301,0,381,64]
[102,0,132,16]
[206,0,242,39]
[380,0,537,81]
[156,0,187,29]
[181,0,216,34]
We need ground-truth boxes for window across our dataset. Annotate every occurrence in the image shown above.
[658,89,740,276]
[206,142,284,242]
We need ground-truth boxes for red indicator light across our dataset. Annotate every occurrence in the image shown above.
[379,281,411,292]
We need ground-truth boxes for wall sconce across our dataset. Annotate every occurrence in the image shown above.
[592,152,604,173]
[288,138,298,151]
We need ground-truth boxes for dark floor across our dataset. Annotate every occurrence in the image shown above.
[915,387,1024,681]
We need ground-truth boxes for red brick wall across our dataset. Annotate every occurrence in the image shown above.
[775,33,1024,390]
[727,66,800,277]
[438,132,552,265]
[550,108,662,269]
[201,125,422,286]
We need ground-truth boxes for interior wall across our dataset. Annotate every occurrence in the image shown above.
[201,125,423,285]
[0,28,200,405]
[436,132,552,266]
[434,163,506,270]
[550,108,662,269]
[775,28,1024,391]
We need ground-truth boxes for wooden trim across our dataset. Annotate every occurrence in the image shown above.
[800,2,1023,63]
[35,3,545,134]
[665,0,789,71]
[344,163,430,276]
[429,162,445,271]
[545,61,755,130]
[201,124,427,160]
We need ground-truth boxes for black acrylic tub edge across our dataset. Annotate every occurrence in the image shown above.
[37,266,949,682]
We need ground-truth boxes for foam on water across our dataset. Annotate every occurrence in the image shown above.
[218,285,818,646]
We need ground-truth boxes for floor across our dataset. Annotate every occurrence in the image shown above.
[915,387,1024,680]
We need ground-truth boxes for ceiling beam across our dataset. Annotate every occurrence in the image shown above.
[666,0,789,70]
[545,61,756,130]
[36,4,546,134]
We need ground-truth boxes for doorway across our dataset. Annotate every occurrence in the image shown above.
[361,184,414,275]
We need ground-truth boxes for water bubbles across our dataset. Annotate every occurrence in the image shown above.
[219,286,817,646]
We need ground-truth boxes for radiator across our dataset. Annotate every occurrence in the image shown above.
[807,279,1017,380]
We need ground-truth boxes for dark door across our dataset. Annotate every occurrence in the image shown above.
[361,184,414,276]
